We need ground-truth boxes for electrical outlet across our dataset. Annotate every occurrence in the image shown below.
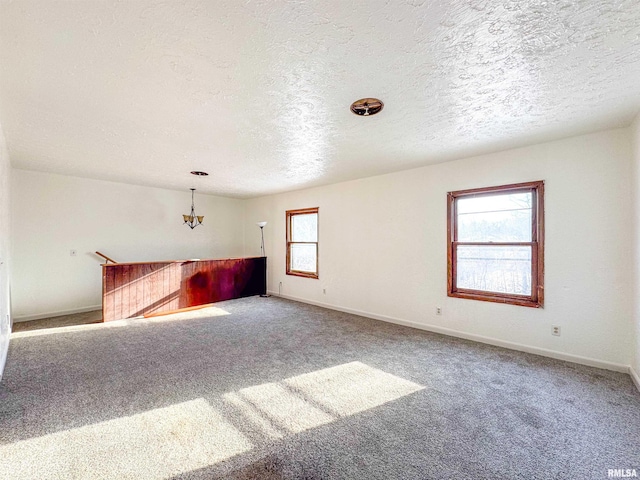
[436,307,442,315]
[552,325,561,336]
[70,250,77,257]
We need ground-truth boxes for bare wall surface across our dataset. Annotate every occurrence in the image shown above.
[11,170,245,320]
[0,123,10,379]
[244,128,634,367]
[631,114,640,380]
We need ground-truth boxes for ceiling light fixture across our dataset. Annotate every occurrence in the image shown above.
[350,98,384,116]
[183,188,203,229]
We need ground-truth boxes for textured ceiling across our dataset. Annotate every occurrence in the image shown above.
[1,0,640,198]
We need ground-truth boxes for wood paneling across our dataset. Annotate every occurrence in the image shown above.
[102,257,266,322]
[103,265,115,322]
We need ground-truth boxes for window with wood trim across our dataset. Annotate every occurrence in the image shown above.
[286,207,319,279]
[447,181,544,308]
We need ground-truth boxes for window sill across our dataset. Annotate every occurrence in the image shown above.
[286,271,319,279]
[448,290,542,308]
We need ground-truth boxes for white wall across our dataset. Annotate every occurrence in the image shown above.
[11,170,245,320]
[631,114,640,384]
[0,122,11,379]
[244,128,634,369]
[8,127,638,375]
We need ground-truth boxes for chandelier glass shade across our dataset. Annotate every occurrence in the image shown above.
[183,188,203,229]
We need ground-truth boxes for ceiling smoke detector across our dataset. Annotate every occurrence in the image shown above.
[350,98,384,116]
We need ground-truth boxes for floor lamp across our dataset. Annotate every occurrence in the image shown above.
[257,222,271,297]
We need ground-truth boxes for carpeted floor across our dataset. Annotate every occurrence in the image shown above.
[0,296,638,479]
[11,309,102,332]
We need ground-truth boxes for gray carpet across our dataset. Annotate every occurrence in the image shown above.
[12,310,102,332]
[0,296,638,479]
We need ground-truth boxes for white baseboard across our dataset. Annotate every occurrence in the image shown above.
[13,305,102,323]
[630,366,640,393]
[268,291,630,374]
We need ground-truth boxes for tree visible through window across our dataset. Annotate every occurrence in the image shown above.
[286,207,319,279]
[447,181,544,307]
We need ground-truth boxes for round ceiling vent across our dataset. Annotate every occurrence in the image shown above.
[350,98,384,116]
[190,171,209,176]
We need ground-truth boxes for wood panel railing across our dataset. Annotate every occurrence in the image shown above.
[95,251,118,264]
[101,257,267,322]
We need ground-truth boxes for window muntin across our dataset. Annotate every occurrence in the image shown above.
[447,181,544,307]
[286,208,319,278]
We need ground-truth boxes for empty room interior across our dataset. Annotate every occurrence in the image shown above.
[1,1,640,479]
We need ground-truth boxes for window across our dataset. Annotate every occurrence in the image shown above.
[447,181,544,307]
[286,207,319,279]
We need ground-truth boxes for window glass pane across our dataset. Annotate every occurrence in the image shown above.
[292,213,318,242]
[457,192,532,242]
[291,243,317,273]
[456,245,532,295]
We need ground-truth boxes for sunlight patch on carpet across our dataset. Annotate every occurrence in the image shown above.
[224,361,424,435]
[285,361,425,416]
[0,399,251,479]
[11,306,230,339]
[1,362,424,478]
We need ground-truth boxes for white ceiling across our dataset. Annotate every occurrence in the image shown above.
[1,1,639,198]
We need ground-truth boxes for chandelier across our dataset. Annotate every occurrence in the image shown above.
[183,188,203,229]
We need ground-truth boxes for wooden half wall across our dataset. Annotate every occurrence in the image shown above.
[102,257,266,322]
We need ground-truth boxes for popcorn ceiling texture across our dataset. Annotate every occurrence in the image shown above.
[0,0,639,197]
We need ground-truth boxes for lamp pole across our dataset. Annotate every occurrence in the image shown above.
[257,222,270,297]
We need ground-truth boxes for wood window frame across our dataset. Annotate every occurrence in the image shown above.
[447,180,544,308]
[286,207,319,279]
